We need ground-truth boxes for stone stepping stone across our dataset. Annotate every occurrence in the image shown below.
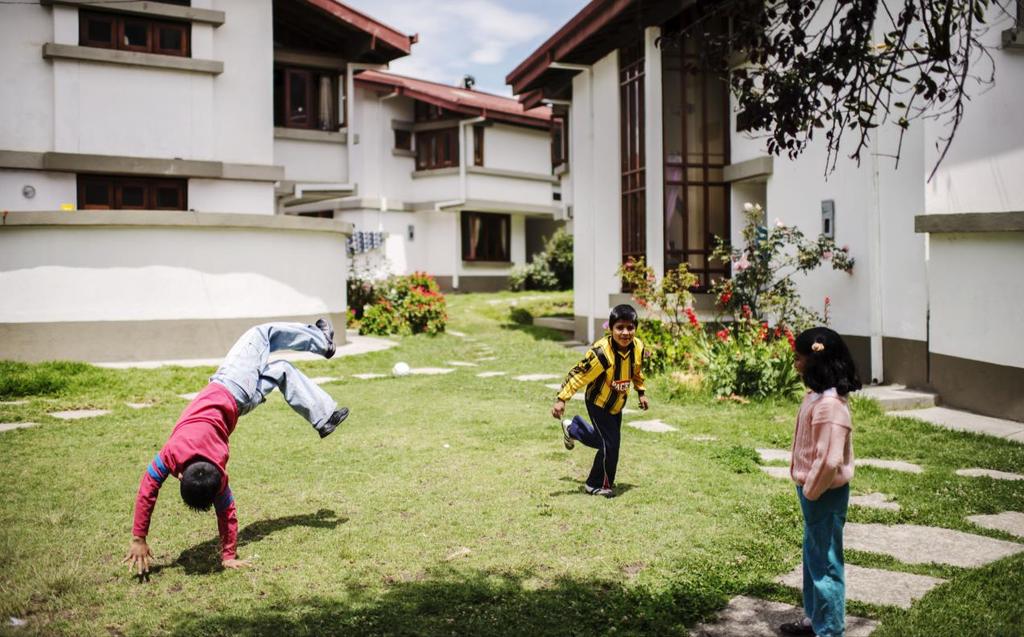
[570,394,584,402]
[447,361,479,367]
[476,356,498,362]
[856,458,923,474]
[966,512,1024,538]
[125,402,153,410]
[777,563,945,609]
[759,466,791,480]
[622,408,640,414]
[0,422,38,433]
[691,595,878,637]
[845,523,1024,568]
[178,392,200,400]
[956,468,1024,481]
[627,419,677,433]
[692,434,718,442]
[309,376,340,385]
[49,409,111,420]
[513,373,560,381]
[0,400,28,406]
[756,448,791,463]
[447,330,467,337]
[850,492,901,511]
[409,367,455,375]
[352,373,386,380]
[476,371,507,378]
[544,383,562,390]
[900,406,1024,441]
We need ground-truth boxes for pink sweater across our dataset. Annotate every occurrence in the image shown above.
[789,388,854,500]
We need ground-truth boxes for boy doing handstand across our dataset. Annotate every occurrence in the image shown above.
[551,304,648,497]
[124,319,348,574]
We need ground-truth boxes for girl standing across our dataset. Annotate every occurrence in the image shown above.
[781,327,862,637]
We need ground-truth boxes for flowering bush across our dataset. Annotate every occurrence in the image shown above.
[358,271,447,336]
[711,203,854,331]
[509,229,573,291]
[699,317,803,399]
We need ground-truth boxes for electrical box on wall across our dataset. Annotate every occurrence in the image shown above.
[407,224,415,241]
[821,200,835,238]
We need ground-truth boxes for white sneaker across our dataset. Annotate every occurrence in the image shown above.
[584,485,614,497]
[560,418,575,450]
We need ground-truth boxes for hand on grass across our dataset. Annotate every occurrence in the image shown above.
[638,395,650,411]
[551,399,566,420]
[222,558,252,570]
[123,536,152,576]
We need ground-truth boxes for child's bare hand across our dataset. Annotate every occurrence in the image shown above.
[638,395,650,410]
[551,399,566,420]
[222,558,252,570]
[123,536,153,575]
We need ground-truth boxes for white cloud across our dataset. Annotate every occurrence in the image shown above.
[344,0,551,95]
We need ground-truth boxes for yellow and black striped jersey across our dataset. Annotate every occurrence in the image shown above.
[557,336,646,415]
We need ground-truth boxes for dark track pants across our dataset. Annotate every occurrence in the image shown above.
[567,400,622,489]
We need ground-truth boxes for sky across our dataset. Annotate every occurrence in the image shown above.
[343,0,590,97]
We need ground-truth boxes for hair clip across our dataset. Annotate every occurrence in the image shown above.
[811,342,825,352]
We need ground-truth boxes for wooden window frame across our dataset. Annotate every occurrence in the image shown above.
[77,175,187,211]
[551,115,568,168]
[619,41,646,279]
[460,211,511,262]
[473,125,484,167]
[274,65,342,131]
[415,127,459,170]
[394,128,412,151]
[661,16,731,291]
[414,101,457,122]
[79,10,190,57]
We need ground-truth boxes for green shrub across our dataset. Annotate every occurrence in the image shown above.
[0,361,96,399]
[508,229,573,291]
[359,301,403,336]
[357,271,447,336]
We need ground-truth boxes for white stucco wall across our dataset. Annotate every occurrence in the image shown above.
[0,224,347,322]
[276,139,349,183]
[0,6,54,152]
[483,124,550,172]
[189,179,274,214]
[0,171,77,211]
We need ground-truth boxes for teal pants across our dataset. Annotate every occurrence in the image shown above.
[797,484,849,637]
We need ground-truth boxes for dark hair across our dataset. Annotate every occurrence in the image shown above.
[609,304,638,328]
[180,460,222,512]
[794,327,863,396]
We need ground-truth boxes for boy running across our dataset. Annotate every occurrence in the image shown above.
[124,319,348,575]
[551,304,648,497]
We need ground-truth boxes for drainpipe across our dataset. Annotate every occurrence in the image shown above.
[378,89,401,231]
[549,62,594,342]
[435,115,487,290]
[868,131,884,384]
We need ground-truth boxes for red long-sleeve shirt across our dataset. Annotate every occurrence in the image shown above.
[132,382,240,560]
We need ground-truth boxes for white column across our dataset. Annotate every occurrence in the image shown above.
[643,26,664,277]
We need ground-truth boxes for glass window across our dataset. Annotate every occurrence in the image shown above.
[461,212,510,262]
[77,176,186,211]
[80,11,189,57]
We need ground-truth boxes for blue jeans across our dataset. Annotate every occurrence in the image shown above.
[210,322,337,430]
[567,401,622,490]
[798,483,849,637]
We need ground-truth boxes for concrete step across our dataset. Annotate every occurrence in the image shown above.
[857,384,937,411]
[532,316,574,334]
[899,407,1024,443]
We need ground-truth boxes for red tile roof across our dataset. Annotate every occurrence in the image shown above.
[355,70,552,129]
[302,0,416,57]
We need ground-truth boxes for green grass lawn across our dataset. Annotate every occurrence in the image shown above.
[1,291,1022,636]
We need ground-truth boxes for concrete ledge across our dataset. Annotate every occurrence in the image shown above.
[0,210,353,236]
[423,198,561,217]
[42,43,223,75]
[0,151,284,182]
[41,0,225,25]
[915,211,1024,233]
[723,156,773,183]
[274,128,348,144]
[0,313,345,363]
[468,165,558,184]
[392,148,415,158]
[274,50,347,70]
[412,167,459,179]
[1003,28,1024,49]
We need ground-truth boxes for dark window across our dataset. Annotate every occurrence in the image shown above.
[415,128,459,170]
[273,66,342,130]
[551,115,568,168]
[620,41,646,276]
[80,11,189,57]
[394,128,412,151]
[461,211,510,262]
[414,101,456,122]
[473,126,484,166]
[661,13,730,289]
[77,175,187,211]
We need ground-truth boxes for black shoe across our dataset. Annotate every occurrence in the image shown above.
[779,621,816,636]
[315,318,336,359]
[318,407,349,439]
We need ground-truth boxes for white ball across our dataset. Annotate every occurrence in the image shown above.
[392,361,411,376]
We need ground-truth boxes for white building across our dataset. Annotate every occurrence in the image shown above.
[290,70,564,292]
[508,0,1024,421]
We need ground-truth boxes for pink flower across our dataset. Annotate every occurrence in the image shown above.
[774,217,785,228]
[735,254,751,272]
[685,307,700,327]
[602,321,610,330]
[841,245,849,252]
[822,251,833,260]
[716,328,730,342]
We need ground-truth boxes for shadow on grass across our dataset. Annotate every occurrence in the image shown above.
[167,568,731,637]
[498,322,571,344]
[548,477,639,498]
[169,509,347,575]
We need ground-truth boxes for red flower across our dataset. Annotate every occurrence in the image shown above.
[758,322,769,341]
[718,291,732,306]
[741,304,752,319]
[684,307,700,328]
[785,328,795,351]
[716,328,730,342]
